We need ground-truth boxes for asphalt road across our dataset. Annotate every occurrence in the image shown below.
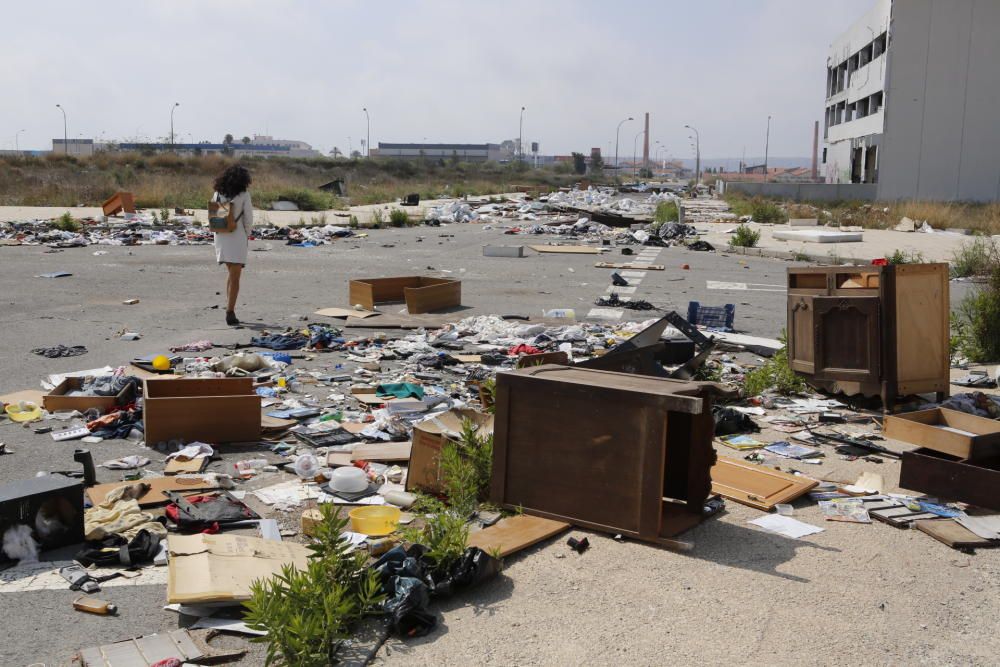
[0,223,976,665]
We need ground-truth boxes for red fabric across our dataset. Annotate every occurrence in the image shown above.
[871,257,888,266]
[509,344,542,356]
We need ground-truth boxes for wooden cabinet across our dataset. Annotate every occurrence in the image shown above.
[490,365,732,546]
[786,264,949,410]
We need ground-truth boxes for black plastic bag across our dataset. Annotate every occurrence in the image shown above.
[713,405,760,436]
[75,528,163,567]
[428,547,501,598]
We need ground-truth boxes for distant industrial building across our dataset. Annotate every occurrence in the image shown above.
[51,138,96,157]
[824,0,1000,201]
[54,134,322,158]
[372,143,508,163]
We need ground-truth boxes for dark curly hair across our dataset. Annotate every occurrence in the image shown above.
[214,165,252,199]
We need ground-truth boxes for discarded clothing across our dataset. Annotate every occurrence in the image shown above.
[508,344,542,356]
[32,344,87,358]
[165,491,259,532]
[713,405,761,436]
[75,528,163,568]
[939,391,1000,419]
[84,497,167,541]
[595,293,656,311]
[308,324,343,350]
[170,340,213,353]
[251,332,308,350]
[81,374,140,397]
[88,408,143,439]
[376,383,425,400]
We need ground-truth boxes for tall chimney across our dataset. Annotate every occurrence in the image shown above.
[643,112,650,170]
[811,120,819,180]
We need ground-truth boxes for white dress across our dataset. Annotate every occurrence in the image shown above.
[212,190,254,265]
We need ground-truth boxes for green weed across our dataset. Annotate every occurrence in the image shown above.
[742,336,806,397]
[951,237,999,278]
[53,211,80,232]
[653,200,678,224]
[729,224,761,248]
[439,419,494,516]
[953,267,1000,361]
[388,208,410,227]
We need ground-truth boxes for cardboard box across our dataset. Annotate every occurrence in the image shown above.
[0,475,84,561]
[143,378,260,446]
[43,377,135,413]
[884,408,1000,460]
[348,276,461,314]
[407,409,494,494]
[167,533,310,603]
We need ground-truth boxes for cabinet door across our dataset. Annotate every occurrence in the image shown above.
[787,295,816,374]
[813,296,880,383]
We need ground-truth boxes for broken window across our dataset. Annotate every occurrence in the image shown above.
[870,91,883,114]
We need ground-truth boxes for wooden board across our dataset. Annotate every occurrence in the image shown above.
[326,451,354,467]
[261,414,297,433]
[915,519,998,549]
[895,264,949,394]
[710,455,818,510]
[530,245,601,254]
[467,515,570,558]
[340,421,369,435]
[314,307,379,319]
[453,354,482,364]
[86,476,218,507]
[595,262,665,270]
[351,441,412,462]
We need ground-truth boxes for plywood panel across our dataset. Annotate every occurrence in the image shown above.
[351,441,411,462]
[895,264,949,392]
[467,515,570,557]
[710,456,818,510]
[87,476,218,507]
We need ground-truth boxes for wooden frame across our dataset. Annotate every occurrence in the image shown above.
[786,263,949,410]
[491,365,728,546]
[884,408,1000,460]
[143,378,260,445]
[348,276,461,314]
[900,448,1000,511]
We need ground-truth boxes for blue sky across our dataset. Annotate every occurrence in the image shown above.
[2,0,873,158]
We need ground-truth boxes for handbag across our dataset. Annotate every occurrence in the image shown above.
[208,192,244,233]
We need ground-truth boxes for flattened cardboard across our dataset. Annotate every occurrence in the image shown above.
[164,456,209,475]
[0,389,46,407]
[167,533,310,603]
[915,519,999,549]
[144,378,261,445]
[43,377,135,413]
[529,245,601,254]
[314,307,379,319]
[467,515,570,558]
[408,409,494,494]
[86,476,218,507]
[351,441,412,462]
[884,408,1000,460]
[710,455,818,510]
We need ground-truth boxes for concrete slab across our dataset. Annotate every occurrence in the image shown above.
[772,229,863,243]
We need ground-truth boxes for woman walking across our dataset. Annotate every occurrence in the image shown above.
[211,165,254,325]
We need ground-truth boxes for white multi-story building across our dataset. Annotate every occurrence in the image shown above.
[824,0,1000,201]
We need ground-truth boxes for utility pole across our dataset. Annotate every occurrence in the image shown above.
[363,107,370,157]
[685,124,700,183]
[632,130,644,180]
[518,106,525,163]
[56,104,67,154]
[170,102,180,149]
[764,115,771,182]
[615,116,633,174]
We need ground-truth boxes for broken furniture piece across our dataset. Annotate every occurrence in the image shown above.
[710,455,818,510]
[786,263,949,411]
[101,191,136,217]
[899,448,1000,512]
[348,276,461,314]
[490,365,732,547]
[77,628,245,666]
[0,474,84,561]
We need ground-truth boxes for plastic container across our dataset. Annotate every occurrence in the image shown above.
[292,453,319,480]
[383,490,416,509]
[348,505,401,536]
[775,503,794,516]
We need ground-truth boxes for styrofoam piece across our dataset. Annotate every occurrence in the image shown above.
[483,245,525,258]
[788,218,819,226]
[773,229,863,243]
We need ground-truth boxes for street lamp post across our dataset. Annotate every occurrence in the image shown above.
[518,106,525,163]
[763,115,772,182]
[363,107,370,157]
[15,129,25,156]
[56,104,67,154]
[170,102,180,149]
[615,116,633,174]
[684,124,700,183]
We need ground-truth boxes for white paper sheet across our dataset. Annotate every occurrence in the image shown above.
[749,514,824,539]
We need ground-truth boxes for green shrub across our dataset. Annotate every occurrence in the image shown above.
[388,208,410,227]
[653,200,678,224]
[729,224,761,248]
[885,249,924,264]
[243,504,384,667]
[954,267,1000,361]
[53,211,80,232]
[742,340,806,397]
[951,237,999,278]
[371,208,385,227]
[348,214,360,229]
[439,419,494,516]
[749,198,787,223]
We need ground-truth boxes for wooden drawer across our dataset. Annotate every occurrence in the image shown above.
[899,448,1000,511]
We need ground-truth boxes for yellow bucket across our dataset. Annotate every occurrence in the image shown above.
[348,506,401,536]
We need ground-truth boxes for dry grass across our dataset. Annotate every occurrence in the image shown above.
[0,153,576,210]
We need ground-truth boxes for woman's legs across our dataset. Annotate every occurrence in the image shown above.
[225,263,242,321]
